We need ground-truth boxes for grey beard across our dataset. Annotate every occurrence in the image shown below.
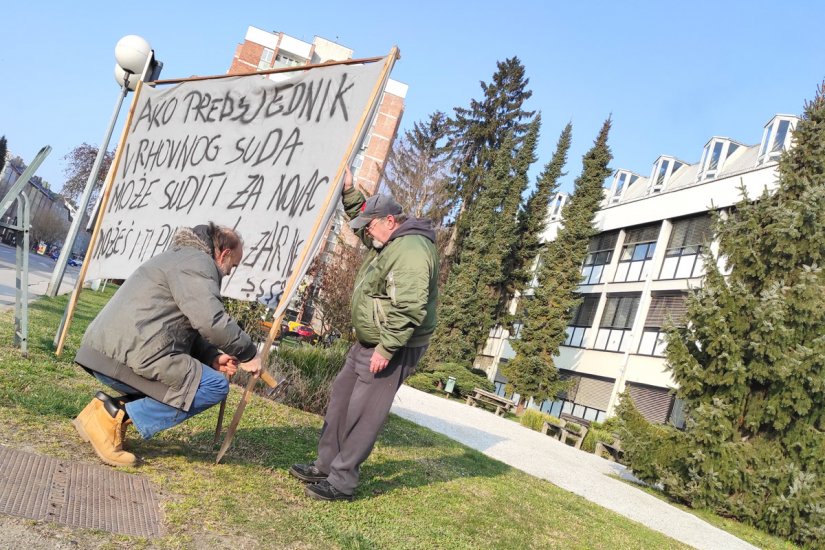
[372,239,384,249]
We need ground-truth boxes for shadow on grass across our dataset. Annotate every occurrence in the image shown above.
[124,423,511,498]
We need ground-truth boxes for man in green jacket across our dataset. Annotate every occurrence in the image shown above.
[290,168,439,501]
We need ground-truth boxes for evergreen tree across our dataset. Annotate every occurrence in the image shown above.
[446,57,535,258]
[505,119,611,403]
[494,116,541,319]
[510,122,573,295]
[429,131,529,365]
[620,84,825,546]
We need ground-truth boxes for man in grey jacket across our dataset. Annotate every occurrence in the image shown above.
[73,223,261,467]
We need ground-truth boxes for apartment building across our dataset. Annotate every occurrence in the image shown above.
[229,26,407,200]
[479,114,799,426]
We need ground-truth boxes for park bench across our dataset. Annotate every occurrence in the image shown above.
[595,439,624,463]
[465,388,516,416]
[541,417,589,450]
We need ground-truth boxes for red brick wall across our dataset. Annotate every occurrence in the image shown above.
[229,40,265,74]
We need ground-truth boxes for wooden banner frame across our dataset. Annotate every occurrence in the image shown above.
[56,48,400,355]
[216,46,400,462]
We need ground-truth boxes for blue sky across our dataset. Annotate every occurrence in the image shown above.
[1,1,823,195]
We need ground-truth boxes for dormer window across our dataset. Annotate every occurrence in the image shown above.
[697,138,741,181]
[758,115,797,165]
[548,193,567,221]
[609,170,639,203]
[648,157,684,194]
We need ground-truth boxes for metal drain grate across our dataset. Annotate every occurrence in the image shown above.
[0,445,162,537]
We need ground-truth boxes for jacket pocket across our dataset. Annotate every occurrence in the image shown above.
[373,298,389,330]
[386,271,397,306]
[133,331,174,368]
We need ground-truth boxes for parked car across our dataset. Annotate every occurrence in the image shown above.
[67,256,82,267]
[293,324,319,344]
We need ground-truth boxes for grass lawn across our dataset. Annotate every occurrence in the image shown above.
[0,288,695,549]
[610,476,800,550]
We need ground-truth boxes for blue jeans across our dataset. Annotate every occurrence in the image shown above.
[93,365,229,440]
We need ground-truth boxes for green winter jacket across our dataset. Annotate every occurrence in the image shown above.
[343,187,439,359]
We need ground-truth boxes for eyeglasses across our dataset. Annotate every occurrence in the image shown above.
[366,217,385,234]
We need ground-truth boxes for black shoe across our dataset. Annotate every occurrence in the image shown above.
[304,480,353,501]
[289,462,328,483]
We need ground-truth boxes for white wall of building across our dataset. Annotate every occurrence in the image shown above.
[484,114,799,425]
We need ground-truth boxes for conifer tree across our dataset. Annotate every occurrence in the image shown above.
[510,122,572,295]
[494,116,541,318]
[429,130,529,365]
[446,57,535,258]
[620,84,825,546]
[505,119,611,403]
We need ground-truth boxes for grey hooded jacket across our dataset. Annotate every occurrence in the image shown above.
[75,226,257,411]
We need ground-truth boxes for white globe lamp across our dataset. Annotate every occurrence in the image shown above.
[114,64,140,91]
[114,35,151,75]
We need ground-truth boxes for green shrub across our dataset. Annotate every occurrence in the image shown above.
[406,362,493,397]
[520,409,557,432]
[223,298,267,341]
[254,340,349,414]
[565,422,582,434]
[614,391,690,487]
[405,371,442,393]
[581,423,617,454]
[545,415,563,427]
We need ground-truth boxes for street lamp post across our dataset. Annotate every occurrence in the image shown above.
[47,35,161,297]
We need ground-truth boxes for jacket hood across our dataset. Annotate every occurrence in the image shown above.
[387,218,436,244]
[172,226,213,257]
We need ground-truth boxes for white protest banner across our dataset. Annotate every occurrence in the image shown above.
[84,59,387,314]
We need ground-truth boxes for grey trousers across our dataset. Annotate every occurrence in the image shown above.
[316,341,426,494]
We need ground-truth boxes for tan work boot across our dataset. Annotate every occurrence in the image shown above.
[72,398,136,467]
[118,419,133,450]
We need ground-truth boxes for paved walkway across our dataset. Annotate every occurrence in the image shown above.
[391,385,756,550]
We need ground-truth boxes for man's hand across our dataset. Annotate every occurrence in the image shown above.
[240,353,262,375]
[343,165,353,192]
[369,351,389,374]
[212,354,239,376]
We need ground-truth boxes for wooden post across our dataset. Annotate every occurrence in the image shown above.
[216,48,400,460]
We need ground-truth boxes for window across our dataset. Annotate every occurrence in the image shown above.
[615,172,627,196]
[258,48,275,70]
[614,224,659,282]
[610,171,639,203]
[275,52,302,67]
[626,383,675,424]
[659,215,712,279]
[759,116,796,164]
[698,139,741,181]
[542,399,607,423]
[637,292,687,356]
[654,159,669,189]
[564,294,600,348]
[649,158,684,193]
[549,193,566,220]
[771,119,790,153]
[594,294,640,352]
[581,231,618,285]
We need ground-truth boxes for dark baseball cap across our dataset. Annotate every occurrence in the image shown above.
[349,194,403,230]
